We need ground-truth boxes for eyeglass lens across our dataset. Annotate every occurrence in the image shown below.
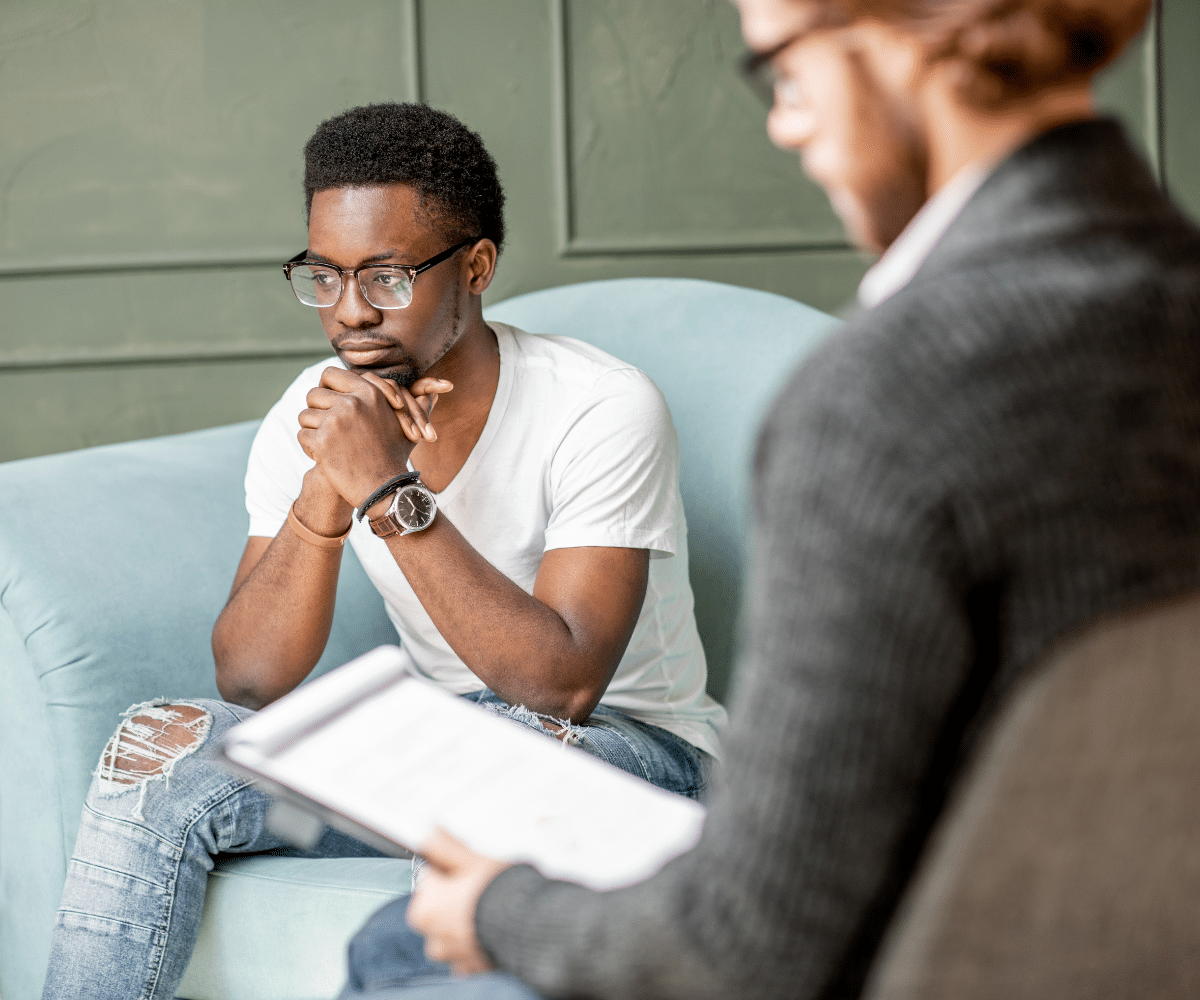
[288,265,415,310]
[746,61,803,109]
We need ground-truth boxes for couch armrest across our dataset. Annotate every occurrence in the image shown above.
[0,421,398,1000]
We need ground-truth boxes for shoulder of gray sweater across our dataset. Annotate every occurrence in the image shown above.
[922,117,1200,286]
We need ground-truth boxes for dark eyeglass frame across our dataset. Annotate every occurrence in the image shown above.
[282,236,481,309]
[739,36,799,108]
[737,10,851,108]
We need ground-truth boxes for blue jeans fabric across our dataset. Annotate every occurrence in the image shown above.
[42,692,709,1000]
[461,690,710,799]
[340,897,541,999]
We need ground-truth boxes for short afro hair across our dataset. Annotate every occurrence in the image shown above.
[303,103,505,253]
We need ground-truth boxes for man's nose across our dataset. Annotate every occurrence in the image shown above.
[333,274,382,328]
[766,103,816,151]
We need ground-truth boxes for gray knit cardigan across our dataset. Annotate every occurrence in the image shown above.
[475,119,1200,1000]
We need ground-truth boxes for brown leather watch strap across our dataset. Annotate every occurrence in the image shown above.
[369,510,404,538]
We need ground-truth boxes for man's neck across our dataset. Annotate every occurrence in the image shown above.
[917,75,1097,197]
[409,308,500,492]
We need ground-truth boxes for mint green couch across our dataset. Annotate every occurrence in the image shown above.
[0,278,836,1000]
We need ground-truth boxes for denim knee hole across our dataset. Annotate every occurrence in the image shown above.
[94,699,212,819]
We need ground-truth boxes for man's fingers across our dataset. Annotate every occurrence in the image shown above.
[359,372,439,442]
[406,881,433,933]
[359,371,404,409]
[412,378,453,419]
[296,428,316,461]
[297,407,322,429]
[304,386,342,411]
[395,407,423,444]
[419,828,478,873]
[317,366,365,392]
[359,373,422,443]
[397,385,438,442]
[407,834,506,976]
[410,376,453,400]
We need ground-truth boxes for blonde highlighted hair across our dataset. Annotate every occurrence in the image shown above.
[827,0,1151,105]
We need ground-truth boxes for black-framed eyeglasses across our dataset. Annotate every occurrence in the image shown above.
[282,236,480,310]
[737,11,849,109]
[740,37,792,107]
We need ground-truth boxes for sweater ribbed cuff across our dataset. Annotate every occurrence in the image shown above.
[475,863,547,968]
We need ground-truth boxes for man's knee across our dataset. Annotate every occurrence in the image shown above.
[97,700,211,788]
[344,895,448,994]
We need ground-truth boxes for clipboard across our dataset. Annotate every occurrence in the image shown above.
[221,645,706,891]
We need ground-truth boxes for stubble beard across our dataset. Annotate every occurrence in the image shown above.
[380,365,420,390]
[377,297,464,391]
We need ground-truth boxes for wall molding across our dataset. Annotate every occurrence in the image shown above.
[549,0,852,258]
[1,0,422,285]
[0,341,332,373]
[0,249,295,280]
[563,236,854,258]
[405,0,424,104]
[1150,0,1166,191]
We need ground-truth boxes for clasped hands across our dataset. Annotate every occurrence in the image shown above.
[296,367,451,525]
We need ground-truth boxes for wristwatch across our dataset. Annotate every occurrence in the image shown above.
[369,480,437,538]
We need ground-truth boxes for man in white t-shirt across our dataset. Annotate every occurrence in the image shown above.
[41,102,724,1000]
[217,103,725,764]
[244,321,722,759]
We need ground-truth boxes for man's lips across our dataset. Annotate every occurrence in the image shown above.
[334,341,397,366]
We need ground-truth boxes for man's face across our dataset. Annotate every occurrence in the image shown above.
[736,0,929,253]
[305,184,469,386]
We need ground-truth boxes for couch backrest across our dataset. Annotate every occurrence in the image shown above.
[486,277,837,699]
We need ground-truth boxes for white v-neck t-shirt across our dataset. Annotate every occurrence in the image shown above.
[244,322,726,757]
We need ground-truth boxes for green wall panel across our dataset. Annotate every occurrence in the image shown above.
[421,0,867,311]
[1,0,1194,464]
[1094,18,1158,172]
[0,267,324,366]
[1163,0,1200,222]
[0,356,330,463]
[562,0,845,251]
[1,0,417,264]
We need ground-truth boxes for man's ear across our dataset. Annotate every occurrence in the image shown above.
[464,239,498,296]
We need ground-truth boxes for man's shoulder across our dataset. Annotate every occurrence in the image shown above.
[495,323,660,399]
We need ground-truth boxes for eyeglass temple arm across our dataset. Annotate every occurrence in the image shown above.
[411,237,481,277]
[283,250,309,277]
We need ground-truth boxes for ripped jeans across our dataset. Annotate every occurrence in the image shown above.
[42,692,709,1000]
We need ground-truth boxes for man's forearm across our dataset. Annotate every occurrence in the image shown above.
[212,478,350,708]
[384,513,644,721]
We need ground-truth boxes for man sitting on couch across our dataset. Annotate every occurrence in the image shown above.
[40,102,724,1000]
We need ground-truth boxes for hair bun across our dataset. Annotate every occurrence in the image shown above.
[845,0,1152,107]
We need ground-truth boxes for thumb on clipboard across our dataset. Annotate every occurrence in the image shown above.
[409,828,511,975]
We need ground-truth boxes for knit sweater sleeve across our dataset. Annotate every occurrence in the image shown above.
[475,332,978,1000]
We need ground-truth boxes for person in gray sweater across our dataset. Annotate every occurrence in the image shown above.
[350,0,1200,997]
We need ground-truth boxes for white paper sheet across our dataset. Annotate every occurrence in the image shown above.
[223,646,705,891]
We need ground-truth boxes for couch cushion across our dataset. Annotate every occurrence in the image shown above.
[177,856,413,1000]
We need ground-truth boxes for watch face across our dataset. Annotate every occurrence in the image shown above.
[393,485,435,531]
